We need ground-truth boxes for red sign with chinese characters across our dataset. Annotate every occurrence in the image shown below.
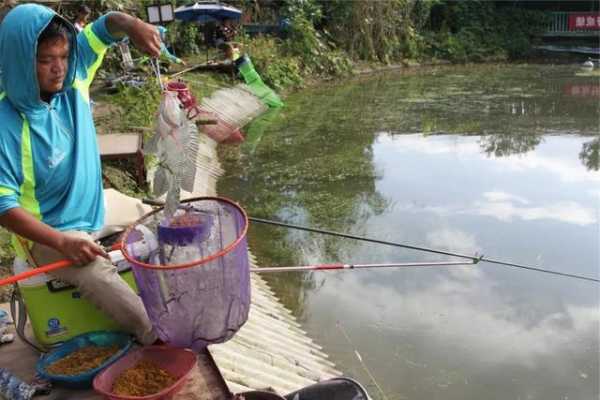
[568,13,600,30]
[563,84,600,97]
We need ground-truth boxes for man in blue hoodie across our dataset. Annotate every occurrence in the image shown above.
[0,4,161,344]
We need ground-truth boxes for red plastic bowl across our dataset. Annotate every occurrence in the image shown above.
[93,346,196,400]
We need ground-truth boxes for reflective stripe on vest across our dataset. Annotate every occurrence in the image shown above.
[11,117,41,258]
[75,24,110,103]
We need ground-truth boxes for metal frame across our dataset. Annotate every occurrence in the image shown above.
[147,3,174,24]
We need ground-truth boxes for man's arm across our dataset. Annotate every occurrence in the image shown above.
[0,208,107,265]
[74,12,162,97]
[104,12,161,57]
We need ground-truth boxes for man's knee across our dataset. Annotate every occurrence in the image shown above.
[75,260,122,291]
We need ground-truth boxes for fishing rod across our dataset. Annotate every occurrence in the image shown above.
[140,199,599,283]
[0,222,475,286]
[248,217,600,283]
[0,242,136,287]
[0,257,477,287]
[250,260,477,273]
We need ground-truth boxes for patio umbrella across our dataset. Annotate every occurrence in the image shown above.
[174,2,242,24]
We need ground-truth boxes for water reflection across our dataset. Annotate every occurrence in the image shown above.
[219,64,599,400]
[580,137,600,171]
[308,269,598,399]
[479,134,542,157]
[378,134,599,228]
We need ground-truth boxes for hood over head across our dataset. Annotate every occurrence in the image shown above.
[0,4,77,113]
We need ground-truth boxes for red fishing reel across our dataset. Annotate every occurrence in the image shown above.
[166,80,201,120]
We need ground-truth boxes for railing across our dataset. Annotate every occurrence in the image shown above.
[547,12,569,33]
[545,12,600,36]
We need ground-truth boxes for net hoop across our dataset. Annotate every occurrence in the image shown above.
[119,196,249,270]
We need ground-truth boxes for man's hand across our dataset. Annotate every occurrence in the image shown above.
[106,12,161,58]
[127,18,161,58]
[57,234,109,266]
[0,208,109,267]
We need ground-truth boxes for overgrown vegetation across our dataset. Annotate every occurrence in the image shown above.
[109,81,162,131]
[236,0,549,89]
[64,0,551,92]
[423,2,549,62]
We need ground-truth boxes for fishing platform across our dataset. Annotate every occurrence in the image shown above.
[0,133,341,398]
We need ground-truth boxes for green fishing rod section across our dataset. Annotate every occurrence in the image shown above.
[235,54,284,108]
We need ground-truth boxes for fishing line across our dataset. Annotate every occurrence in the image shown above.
[336,321,389,400]
[149,58,164,90]
[249,217,600,283]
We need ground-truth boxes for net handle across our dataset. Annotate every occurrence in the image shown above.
[120,196,249,270]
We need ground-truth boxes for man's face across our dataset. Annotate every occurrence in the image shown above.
[36,36,69,96]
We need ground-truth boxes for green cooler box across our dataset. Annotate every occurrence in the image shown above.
[15,259,137,348]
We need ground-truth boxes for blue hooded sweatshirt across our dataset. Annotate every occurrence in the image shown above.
[0,4,119,256]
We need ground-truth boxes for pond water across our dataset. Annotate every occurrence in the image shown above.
[218,64,599,400]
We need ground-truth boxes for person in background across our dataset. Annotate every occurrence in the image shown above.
[73,3,91,32]
[0,3,162,345]
[214,19,241,61]
[224,42,242,63]
[214,19,237,46]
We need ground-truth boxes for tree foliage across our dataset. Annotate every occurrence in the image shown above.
[425,1,549,62]
[242,0,549,66]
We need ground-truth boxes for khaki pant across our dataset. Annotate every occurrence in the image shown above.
[29,190,157,345]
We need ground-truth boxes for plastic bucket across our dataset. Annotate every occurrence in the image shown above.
[158,210,214,246]
[237,391,286,400]
[93,346,196,400]
[283,377,371,400]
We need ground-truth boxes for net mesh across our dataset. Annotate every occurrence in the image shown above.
[121,197,250,351]
[198,84,268,143]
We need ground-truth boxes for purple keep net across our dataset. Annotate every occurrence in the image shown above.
[121,197,251,351]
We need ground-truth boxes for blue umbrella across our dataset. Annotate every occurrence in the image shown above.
[174,1,242,24]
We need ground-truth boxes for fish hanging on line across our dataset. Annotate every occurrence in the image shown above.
[144,85,200,218]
